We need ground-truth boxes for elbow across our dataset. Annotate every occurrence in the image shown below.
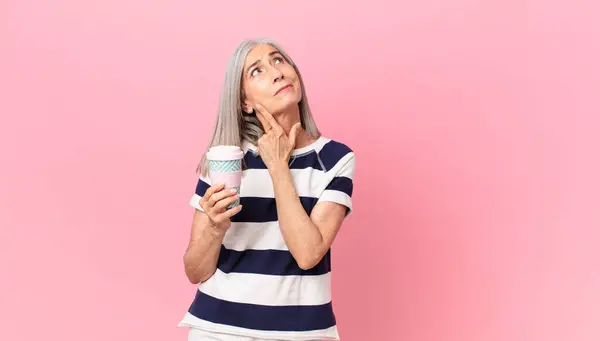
[183,254,215,284]
[185,269,213,285]
[298,262,316,271]
[296,253,324,271]
[184,267,202,284]
[188,276,201,285]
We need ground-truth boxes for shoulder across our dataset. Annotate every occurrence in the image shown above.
[316,137,355,173]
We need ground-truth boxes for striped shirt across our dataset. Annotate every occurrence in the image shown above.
[178,136,356,340]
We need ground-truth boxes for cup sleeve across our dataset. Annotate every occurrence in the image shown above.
[189,174,212,212]
[317,152,356,217]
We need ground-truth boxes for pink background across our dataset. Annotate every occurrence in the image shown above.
[1,1,599,340]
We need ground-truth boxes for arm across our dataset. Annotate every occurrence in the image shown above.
[253,103,355,270]
[183,183,241,284]
[270,163,348,269]
[183,210,226,284]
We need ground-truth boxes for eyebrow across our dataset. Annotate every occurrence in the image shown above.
[246,51,283,74]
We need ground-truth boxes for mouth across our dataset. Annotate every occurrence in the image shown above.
[275,84,293,95]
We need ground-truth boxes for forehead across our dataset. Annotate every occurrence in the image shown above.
[244,44,281,66]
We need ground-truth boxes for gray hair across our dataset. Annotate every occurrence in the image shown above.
[196,38,321,177]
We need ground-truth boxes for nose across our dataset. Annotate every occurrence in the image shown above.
[270,66,283,82]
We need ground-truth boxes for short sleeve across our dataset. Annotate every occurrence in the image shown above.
[189,174,212,212]
[317,152,356,216]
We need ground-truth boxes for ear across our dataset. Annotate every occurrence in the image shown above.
[242,100,254,114]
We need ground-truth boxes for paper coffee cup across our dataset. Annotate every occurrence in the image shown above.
[206,145,244,209]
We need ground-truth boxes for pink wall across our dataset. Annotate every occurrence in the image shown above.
[1,1,599,340]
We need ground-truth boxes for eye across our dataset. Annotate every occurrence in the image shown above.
[273,57,284,64]
[250,68,262,77]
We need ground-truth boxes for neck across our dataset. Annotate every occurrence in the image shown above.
[274,104,301,134]
[273,105,315,149]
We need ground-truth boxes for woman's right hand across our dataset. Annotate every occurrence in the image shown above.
[199,183,243,233]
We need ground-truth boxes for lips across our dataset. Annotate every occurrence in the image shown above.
[275,84,292,95]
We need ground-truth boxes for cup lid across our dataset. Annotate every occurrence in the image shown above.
[206,145,244,161]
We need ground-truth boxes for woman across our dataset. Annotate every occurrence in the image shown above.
[178,38,356,341]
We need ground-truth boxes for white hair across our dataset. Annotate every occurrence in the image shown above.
[196,38,321,177]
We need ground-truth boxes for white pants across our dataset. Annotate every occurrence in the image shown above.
[187,327,321,341]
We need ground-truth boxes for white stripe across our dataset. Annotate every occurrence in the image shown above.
[198,269,331,306]
[312,137,331,153]
[189,328,323,341]
[187,328,244,341]
[179,313,340,340]
[223,221,287,250]
[327,152,356,178]
[317,190,353,215]
[192,172,353,216]
[241,167,328,198]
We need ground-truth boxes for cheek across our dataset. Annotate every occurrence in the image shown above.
[245,81,268,101]
[284,66,299,80]
[242,83,253,101]
[256,80,272,94]
[294,87,303,102]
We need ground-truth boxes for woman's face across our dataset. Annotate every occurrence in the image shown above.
[241,44,302,115]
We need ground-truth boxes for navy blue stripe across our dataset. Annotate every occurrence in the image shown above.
[194,178,210,197]
[318,141,352,171]
[244,150,323,171]
[188,290,336,331]
[243,151,267,169]
[232,197,318,222]
[326,176,353,197]
[218,247,331,276]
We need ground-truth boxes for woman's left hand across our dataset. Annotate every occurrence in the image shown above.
[254,103,302,171]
